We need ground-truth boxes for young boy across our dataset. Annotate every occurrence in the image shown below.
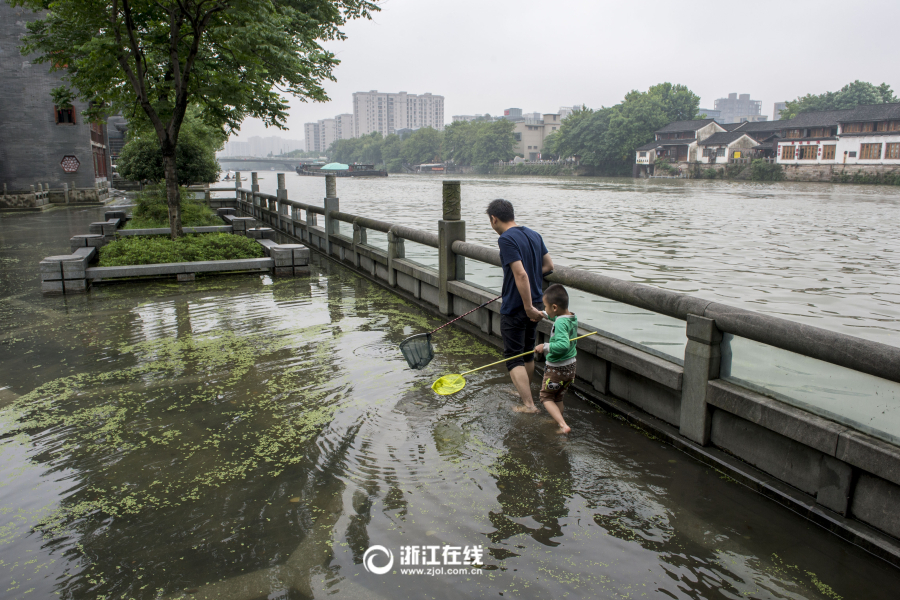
[534,284,577,434]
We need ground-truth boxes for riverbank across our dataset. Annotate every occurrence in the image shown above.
[686,161,900,184]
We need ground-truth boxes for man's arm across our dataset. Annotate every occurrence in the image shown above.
[542,253,554,275]
[510,260,544,321]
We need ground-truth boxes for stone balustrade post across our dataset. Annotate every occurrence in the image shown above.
[63,183,70,205]
[306,209,317,244]
[388,227,405,287]
[438,180,465,315]
[323,175,339,258]
[251,172,260,194]
[679,314,722,445]
[276,173,288,230]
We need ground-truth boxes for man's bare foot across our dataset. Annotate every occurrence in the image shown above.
[559,425,571,434]
[513,405,539,413]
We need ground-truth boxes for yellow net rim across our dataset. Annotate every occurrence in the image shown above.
[432,374,465,396]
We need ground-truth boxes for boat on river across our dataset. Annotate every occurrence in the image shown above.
[296,162,387,177]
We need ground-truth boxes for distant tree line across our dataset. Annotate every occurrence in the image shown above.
[543,83,701,175]
[780,80,897,120]
[326,119,517,172]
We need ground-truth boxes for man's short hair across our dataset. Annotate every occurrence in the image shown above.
[543,284,569,309]
[486,199,515,223]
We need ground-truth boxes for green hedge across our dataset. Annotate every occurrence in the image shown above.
[100,233,265,267]
[125,186,221,229]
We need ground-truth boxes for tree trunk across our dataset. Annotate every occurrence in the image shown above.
[163,152,183,239]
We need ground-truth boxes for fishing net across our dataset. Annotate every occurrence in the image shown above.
[399,333,434,370]
[432,374,465,396]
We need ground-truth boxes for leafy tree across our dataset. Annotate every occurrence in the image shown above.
[781,80,898,120]
[552,83,699,173]
[281,149,324,159]
[380,134,404,172]
[471,120,516,167]
[328,131,382,164]
[118,107,222,185]
[443,121,475,166]
[402,127,442,164]
[16,0,377,238]
[541,132,559,159]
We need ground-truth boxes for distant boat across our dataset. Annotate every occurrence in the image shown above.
[295,162,387,177]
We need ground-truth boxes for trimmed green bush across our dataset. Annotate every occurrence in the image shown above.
[125,186,221,229]
[749,159,784,181]
[99,233,265,267]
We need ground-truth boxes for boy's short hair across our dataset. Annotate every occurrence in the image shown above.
[486,199,515,223]
[543,283,569,309]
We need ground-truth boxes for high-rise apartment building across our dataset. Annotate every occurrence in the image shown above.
[713,93,766,124]
[304,122,320,153]
[773,102,787,121]
[558,106,581,120]
[335,114,354,140]
[318,118,336,153]
[353,90,445,137]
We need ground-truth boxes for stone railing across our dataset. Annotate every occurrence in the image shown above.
[209,171,900,565]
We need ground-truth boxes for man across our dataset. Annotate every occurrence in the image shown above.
[486,199,554,412]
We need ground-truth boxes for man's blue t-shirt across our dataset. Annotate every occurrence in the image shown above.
[498,226,548,315]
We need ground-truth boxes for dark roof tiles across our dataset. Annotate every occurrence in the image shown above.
[699,132,755,146]
[839,103,900,122]
[655,119,719,133]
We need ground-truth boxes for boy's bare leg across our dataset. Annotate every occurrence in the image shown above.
[543,400,570,433]
[510,365,537,412]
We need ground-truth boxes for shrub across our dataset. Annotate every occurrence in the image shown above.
[700,168,719,179]
[125,186,221,229]
[749,159,784,181]
[99,233,265,267]
[654,160,675,175]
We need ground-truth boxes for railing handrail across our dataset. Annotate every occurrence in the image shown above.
[391,224,439,248]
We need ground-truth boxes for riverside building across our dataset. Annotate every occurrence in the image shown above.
[0,1,110,210]
[352,91,445,137]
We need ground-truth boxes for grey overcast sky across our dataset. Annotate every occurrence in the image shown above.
[233,0,900,143]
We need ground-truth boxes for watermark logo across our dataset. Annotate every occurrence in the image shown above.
[362,544,484,576]
[363,545,394,575]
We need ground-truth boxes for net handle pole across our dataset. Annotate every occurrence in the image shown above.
[429,295,501,335]
[459,332,597,376]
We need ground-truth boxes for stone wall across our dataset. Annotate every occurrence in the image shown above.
[781,163,900,183]
[0,2,103,192]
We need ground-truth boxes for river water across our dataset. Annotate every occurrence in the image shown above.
[0,180,899,599]
[258,173,900,347]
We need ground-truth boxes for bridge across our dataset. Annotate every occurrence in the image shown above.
[217,157,314,170]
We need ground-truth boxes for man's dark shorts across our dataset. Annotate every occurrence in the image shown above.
[501,303,544,371]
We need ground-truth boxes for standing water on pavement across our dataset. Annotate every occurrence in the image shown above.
[0,184,899,599]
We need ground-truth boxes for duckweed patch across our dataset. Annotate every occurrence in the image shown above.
[7,325,343,537]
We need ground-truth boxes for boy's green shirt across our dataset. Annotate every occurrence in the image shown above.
[543,313,578,365]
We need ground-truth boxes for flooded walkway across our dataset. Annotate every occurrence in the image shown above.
[1,207,899,599]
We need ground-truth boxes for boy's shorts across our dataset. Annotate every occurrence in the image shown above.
[540,363,576,403]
